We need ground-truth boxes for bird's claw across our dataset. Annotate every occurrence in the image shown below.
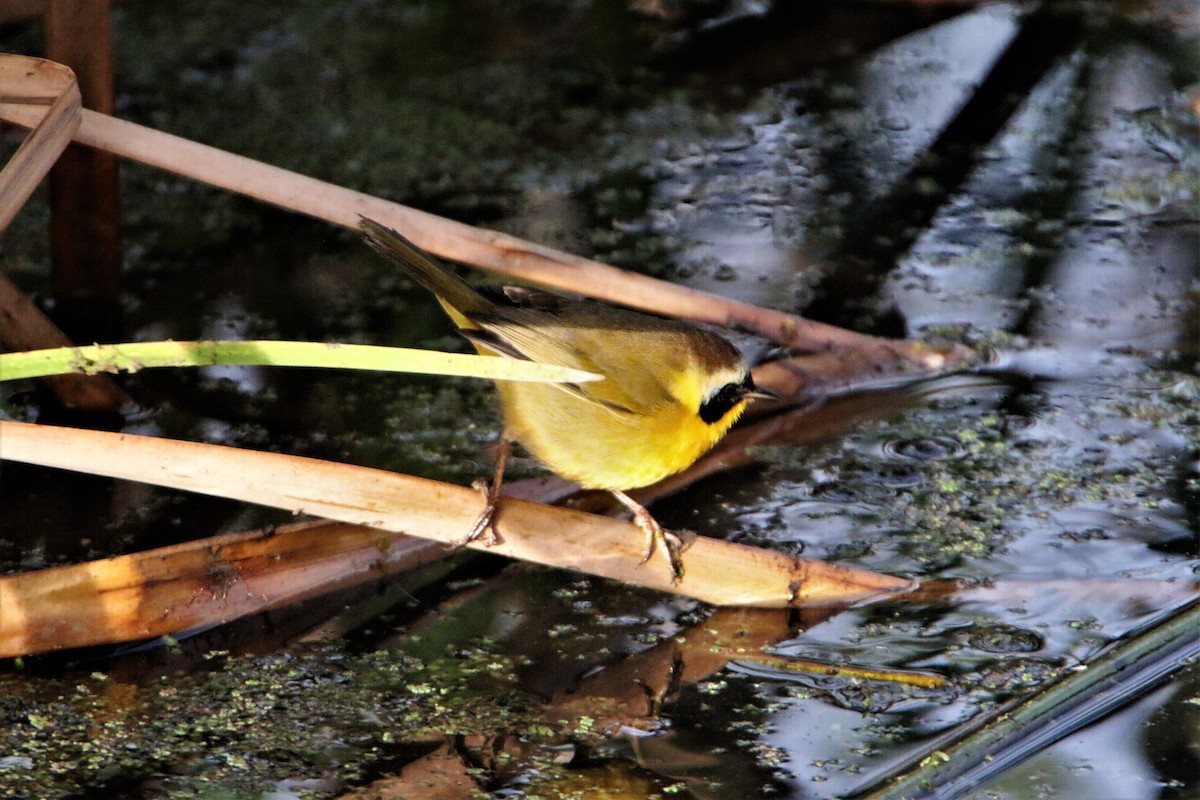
[457,478,500,548]
[631,508,685,582]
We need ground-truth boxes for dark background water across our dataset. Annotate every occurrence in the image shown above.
[1,1,1197,797]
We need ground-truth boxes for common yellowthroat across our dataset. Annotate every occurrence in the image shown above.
[360,218,770,579]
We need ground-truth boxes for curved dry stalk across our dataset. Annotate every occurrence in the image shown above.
[0,57,80,230]
[0,55,133,412]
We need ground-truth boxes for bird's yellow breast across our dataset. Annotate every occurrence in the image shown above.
[496,379,746,491]
[358,217,752,492]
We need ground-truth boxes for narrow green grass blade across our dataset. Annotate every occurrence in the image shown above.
[0,340,602,384]
[854,595,1200,800]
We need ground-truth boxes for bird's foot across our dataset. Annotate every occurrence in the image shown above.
[630,505,685,583]
[457,478,501,548]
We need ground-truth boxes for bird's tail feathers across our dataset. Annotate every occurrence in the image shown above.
[359,217,491,323]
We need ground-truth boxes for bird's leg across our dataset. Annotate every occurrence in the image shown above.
[461,438,511,547]
[610,489,684,582]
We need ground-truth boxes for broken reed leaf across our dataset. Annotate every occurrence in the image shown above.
[0,521,446,658]
[0,340,602,384]
[728,651,948,690]
[856,595,1200,799]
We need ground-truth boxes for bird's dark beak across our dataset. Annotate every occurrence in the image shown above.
[745,388,779,401]
[740,375,779,402]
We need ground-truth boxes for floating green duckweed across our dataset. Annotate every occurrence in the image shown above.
[0,642,537,798]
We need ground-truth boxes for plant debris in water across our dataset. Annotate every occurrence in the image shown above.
[1,0,1197,797]
[0,641,535,798]
[751,366,1199,577]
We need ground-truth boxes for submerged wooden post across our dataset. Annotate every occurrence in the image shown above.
[45,0,122,340]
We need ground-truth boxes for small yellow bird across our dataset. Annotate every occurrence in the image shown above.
[360,218,771,578]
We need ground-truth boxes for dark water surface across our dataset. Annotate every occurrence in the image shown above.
[1,2,1197,798]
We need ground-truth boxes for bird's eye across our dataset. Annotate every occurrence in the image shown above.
[698,382,746,424]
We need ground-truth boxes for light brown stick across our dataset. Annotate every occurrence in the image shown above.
[0,420,911,614]
[0,97,960,368]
